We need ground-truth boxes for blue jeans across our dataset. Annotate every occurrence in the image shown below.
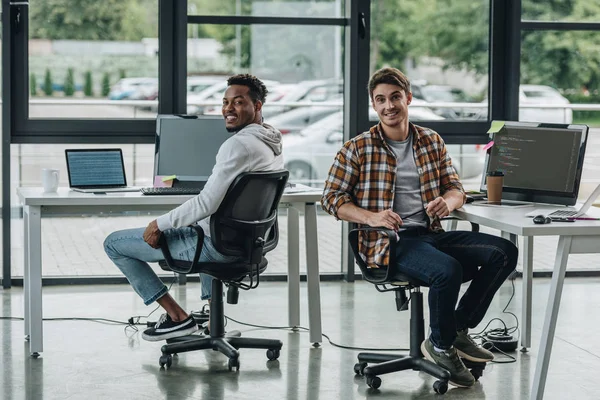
[392,228,518,349]
[104,227,239,305]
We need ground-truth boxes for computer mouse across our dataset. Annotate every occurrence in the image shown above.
[533,215,552,224]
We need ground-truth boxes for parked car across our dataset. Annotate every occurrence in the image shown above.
[265,105,339,135]
[411,83,487,120]
[519,84,573,124]
[283,111,485,185]
[188,79,280,115]
[261,79,343,117]
[108,77,158,100]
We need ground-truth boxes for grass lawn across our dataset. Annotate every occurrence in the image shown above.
[573,116,600,128]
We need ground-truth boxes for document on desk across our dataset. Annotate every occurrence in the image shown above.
[470,200,534,208]
[284,183,323,194]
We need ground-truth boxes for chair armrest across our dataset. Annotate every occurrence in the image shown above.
[159,225,205,274]
[441,216,480,232]
[348,226,398,284]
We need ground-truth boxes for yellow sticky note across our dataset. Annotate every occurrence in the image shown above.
[161,175,177,182]
[487,121,505,134]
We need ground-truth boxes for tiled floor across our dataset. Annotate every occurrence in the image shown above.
[2,277,600,399]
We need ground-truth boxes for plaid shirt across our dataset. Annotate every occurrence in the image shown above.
[321,122,466,268]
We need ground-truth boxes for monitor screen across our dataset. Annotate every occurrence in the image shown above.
[480,121,589,206]
[65,149,126,187]
[154,115,233,180]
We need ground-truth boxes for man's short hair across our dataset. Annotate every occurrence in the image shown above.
[227,74,269,104]
[368,67,411,99]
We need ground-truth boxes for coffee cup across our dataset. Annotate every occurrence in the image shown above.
[42,168,60,193]
[486,170,504,203]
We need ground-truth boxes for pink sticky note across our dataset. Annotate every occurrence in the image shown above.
[154,176,174,188]
[482,141,494,151]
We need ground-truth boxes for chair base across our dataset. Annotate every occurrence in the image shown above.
[355,352,451,393]
[156,278,282,370]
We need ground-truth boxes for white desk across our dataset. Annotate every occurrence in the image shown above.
[17,188,324,356]
[453,203,600,400]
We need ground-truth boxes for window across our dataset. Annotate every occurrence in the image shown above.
[28,1,159,119]
[188,0,344,17]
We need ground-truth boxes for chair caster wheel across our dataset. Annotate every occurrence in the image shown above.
[30,352,40,358]
[353,362,367,376]
[159,354,172,369]
[266,349,280,361]
[433,380,448,394]
[228,357,240,371]
[365,374,381,389]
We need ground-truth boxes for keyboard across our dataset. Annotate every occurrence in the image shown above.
[140,187,202,196]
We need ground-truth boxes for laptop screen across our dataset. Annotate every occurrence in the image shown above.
[65,149,127,188]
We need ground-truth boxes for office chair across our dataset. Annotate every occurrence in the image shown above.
[156,170,289,371]
[348,218,482,395]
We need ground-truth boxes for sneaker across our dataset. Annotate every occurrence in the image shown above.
[454,329,494,363]
[421,339,475,388]
[142,314,198,342]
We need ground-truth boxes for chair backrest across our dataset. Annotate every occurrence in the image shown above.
[210,170,289,263]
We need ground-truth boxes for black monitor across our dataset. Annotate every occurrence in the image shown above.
[480,121,589,206]
[154,115,233,183]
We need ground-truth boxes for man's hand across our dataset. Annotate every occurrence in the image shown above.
[426,197,450,220]
[143,220,162,249]
[366,209,403,230]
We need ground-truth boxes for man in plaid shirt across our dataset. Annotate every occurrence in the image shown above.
[322,67,518,388]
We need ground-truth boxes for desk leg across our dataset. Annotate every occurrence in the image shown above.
[23,206,30,341]
[304,203,322,345]
[521,236,533,351]
[287,206,300,329]
[531,235,572,400]
[26,205,43,357]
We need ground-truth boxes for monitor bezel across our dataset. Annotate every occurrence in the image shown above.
[65,148,127,189]
[479,121,589,206]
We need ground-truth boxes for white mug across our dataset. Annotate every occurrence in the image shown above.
[42,168,60,193]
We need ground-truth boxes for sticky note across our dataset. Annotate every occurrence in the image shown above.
[161,175,177,182]
[487,121,505,134]
[154,176,175,188]
[482,141,494,151]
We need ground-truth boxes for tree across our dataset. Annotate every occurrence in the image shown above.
[101,72,111,97]
[64,68,75,96]
[29,0,157,41]
[84,71,94,97]
[30,73,37,96]
[43,69,53,96]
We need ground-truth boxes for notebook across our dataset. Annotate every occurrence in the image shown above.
[526,184,600,219]
[65,149,140,193]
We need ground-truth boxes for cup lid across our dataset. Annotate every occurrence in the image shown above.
[487,170,504,177]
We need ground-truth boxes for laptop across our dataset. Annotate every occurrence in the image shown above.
[65,149,140,193]
[526,184,600,220]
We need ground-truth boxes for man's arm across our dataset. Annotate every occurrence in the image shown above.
[426,190,465,220]
[338,203,403,231]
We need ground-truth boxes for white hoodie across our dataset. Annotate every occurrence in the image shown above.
[156,123,284,236]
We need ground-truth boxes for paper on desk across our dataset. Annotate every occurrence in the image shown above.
[487,121,505,134]
[284,183,322,194]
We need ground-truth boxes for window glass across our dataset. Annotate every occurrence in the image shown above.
[188,0,344,17]
[522,0,600,22]
[521,30,600,201]
[369,0,490,122]
[28,1,159,119]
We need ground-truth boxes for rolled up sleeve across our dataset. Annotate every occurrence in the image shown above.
[321,142,359,220]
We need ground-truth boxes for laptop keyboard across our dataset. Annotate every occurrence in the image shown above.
[549,210,578,217]
[140,187,202,196]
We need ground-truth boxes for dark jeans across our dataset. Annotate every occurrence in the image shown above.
[392,228,518,349]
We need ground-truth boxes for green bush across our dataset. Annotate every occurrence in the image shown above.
[83,71,93,97]
[43,69,53,96]
[101,72,111,97]
[30,73,37,96]
[119,69,126,80]
[64,68,75,96]
[564,93,600,120]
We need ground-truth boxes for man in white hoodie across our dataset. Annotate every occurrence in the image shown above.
[104,74,284,341]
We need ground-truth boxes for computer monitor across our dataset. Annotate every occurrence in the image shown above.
[480,121,589,206]
[154,115,233,183]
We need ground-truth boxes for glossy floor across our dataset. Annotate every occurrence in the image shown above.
[2,278,599,399]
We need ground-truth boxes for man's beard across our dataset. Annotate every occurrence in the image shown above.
[226,126,240,133]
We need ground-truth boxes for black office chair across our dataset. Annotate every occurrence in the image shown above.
[156,170,289,371]
[349,218,481,395]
